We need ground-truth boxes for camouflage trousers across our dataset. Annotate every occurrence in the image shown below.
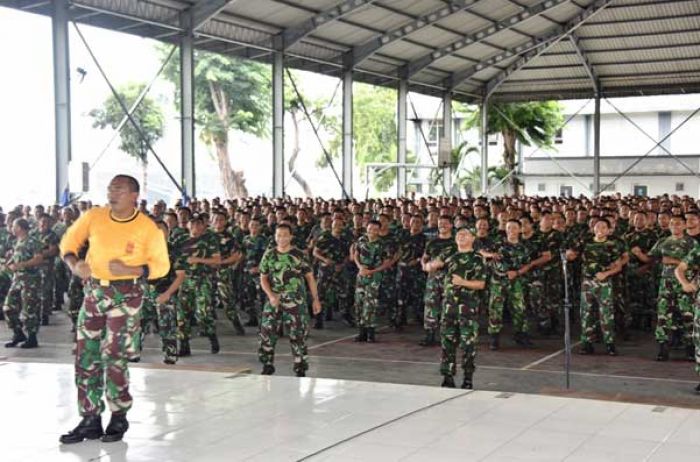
[3,273,41,335]
[317,265,349,319]
[241,272,263,321]
[695,302,700,376]
[580,278,614,345]
[525,273,545,327]
[379,268,397,319]
[39,267,55,321]
[137,284,177,363]
[54,259,69,310]
[355,275,381,328]
[258,301,310,372]
[613,272,630,333]
[75,279,144,416]
[219,266,243,325]
[67,276,85,327]
[543,267,563,327]
[397,265,426,323]
[423,275,446,332]
[488,277,527,335]
[656,274,692,345]
[178,276,216,339]
[0,271,11,315]
[440,301,479,378]
[626,265,654,326]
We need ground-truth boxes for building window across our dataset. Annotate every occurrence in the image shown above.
[560,185,573,197]
[428,121,444,148]
[537,183,546,192]
[554,128,563,144]
[676,182,684,192]
[488,133,499,145]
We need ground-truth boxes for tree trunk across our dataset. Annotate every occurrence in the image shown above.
[501,129,519,196]
[209,80,248,198]
[288,111,313,198]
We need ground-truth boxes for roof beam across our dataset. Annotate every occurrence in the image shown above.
[568,33,599,93]
[190,0,238,31]
[485,0,615,98]
[279,0,375,51]
[349,0,484,67]
[404,0,569,79]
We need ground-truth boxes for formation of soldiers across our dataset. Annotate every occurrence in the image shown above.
[2,192,700,393]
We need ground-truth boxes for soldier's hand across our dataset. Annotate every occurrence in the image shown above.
[681,282,698,293]
[7,263,16,272]
[506,270,517,280]
[312,298,322,315]
[156,293,170,304]
[250,267,259,275]
[451,274,463,286]
[595,271,607,282]
[269,293,280,308]
[359,268,372,277]
[73,260,92,280]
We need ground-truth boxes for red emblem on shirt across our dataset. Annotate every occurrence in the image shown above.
[125,241,135,255]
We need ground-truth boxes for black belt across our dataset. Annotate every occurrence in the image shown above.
[91,278,140,288]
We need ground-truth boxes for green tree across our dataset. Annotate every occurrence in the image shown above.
[430,140,479,192]
[89,82,165,195]
[161,49,270,198]
[465,101,563,195]
[321,83,398,192]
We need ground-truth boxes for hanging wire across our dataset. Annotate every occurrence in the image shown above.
[73,22,184,195]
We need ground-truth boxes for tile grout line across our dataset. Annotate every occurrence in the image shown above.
[642,410,695,462]
[560,401,630,461]
[521,342,582,370]
[306,325,390,351]
[294,390,473,462]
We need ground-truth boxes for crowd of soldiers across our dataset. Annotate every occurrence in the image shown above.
[2,193,700,393]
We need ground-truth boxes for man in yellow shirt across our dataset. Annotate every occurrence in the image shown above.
[58,175,170,444]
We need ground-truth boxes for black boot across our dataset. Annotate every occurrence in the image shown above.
[178,339,191,357]
[20,333,38,349]
[4,329,27,348]
[261,364,275,375]
[354,327,368,342]
[419,330,434,347]
[101,412,129,443]
[232,317,246,336]
[441,375,455,388]
[41,316,49,326]
[245,316,259,327]
[579,342,594,355]
[59,415,103,444]
[325,309,333,322]
[656,342,669,361]
[461,374,473,390]
[686,345,695,362]
[294,367,306,378]
[314,314,324,330]
[367,327,376,343]
[606,343,617,356]
[342,313,356,327]
[209,334,220,354]
[489,333,500,351]
[695,382,700,394]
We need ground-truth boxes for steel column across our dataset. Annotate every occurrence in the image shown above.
[342,71,353,199]
[272,51,285,197]
[397,79,408,197]
[52,0,71,202]
[442,92,452,195]
[480,99,489,195]
[180,12,195,197]
[593,92,601,195]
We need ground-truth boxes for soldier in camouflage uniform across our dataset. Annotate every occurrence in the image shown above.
[571,218,623,356]
[397,214,427,325]
[377,214,400,324]
[313,218,351,328]
[488,220,532,349]
[641,215,697,361]
[34,214,60,326]
[177,215,222,356]
[519,215,549,334]
[212,211,245,335]
[353,220,392,342]
[440,227,487,390]
[258,224,321,376]
[420,216,456,347]
[241,217,269,327]
[0,212,13,321]
[626,211,657,331]
[3,218,44,348]
[52,207,73,312]
[673,246,700,393]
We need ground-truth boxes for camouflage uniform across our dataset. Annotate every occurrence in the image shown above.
[474,235,495,317]
[354,236,386,329]
[579,238,622,345]
[488,240,529,336]
[521,232,547,330]
[149,244,183,363]
[624,228,657,329]
[0,227,13,320]
[75,279,144,416]
[378,231,399,322]
[35,228,60,323]
[542,230,566,331]
[397,232,427,324]
[178,231,220,340]
[52,221,69,311]
[241,234,269,324]
[423,237,457,333]
[649,235,697,346]
[216,228,244,328]
[440,250,486,379]
[679,246,700,376]
[2,234,43,336]
[315,231,351,321]
[258,247,312,373]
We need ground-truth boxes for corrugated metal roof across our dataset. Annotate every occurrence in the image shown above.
[4,0,700,102]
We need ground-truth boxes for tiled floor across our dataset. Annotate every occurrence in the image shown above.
[1,361,698,462]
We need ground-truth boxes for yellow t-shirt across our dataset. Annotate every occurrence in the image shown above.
[59,207,170,281]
